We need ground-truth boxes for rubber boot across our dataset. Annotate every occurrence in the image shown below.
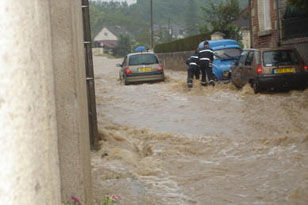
[187,77,193,88]
[201,81,207,87]
[209,80,215,87]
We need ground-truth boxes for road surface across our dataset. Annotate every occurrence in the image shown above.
[92,56,308,205]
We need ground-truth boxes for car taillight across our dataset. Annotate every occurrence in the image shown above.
[124,66,132,74]
[303,65,308,71]
[158,64,164,72]
[256,64,263,74]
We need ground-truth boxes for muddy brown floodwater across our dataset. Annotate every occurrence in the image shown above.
[91,56,308,205]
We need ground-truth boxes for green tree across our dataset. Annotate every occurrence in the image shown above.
[288,0,308,10]
[288,0,308,15]
[113,35,132,57]
[200,0,244,40]
[89,3,105,39]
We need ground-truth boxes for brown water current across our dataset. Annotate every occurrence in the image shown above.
[92,56,308,205]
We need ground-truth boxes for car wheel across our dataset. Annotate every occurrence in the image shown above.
[120,74,129,85]
[124,78,129,85]
[233,82,243,89]
[252,80,260,94]
[298,83,307,91]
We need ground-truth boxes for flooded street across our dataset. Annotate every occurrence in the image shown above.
[92,56,308,204]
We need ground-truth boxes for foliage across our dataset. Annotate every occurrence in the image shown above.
[62,196,81,205]
[288,0,308,11]
[103,194,122,205]
[200,0,246,41]
[286,0,308,16]
[89,1,147,39]
[113,35,132,57]
[89,0,249,43]
[154,33,211,53]
[62,194,122,205]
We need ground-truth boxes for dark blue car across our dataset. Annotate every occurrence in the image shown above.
[198,39,242,81]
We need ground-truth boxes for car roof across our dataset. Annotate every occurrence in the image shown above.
[127,52,156,57]
[244,47,296,52]
[199,39,242,50]
[259,47,297,51]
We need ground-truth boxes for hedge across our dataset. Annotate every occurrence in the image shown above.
[154,33,211,53]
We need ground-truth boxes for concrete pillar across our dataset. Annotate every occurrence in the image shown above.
[0,0,61,204]
[50,0,92,203]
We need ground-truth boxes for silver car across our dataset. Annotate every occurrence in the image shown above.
[117,52,165,85]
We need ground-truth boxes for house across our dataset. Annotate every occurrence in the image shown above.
[250,0,308,63]
[153,24,186,41]
[93,27,118,54]
[211,32,226,40]
[235,18,251,49]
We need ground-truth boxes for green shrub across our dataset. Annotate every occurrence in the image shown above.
[154,33,211,53]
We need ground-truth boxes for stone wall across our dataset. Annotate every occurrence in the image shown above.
[157,51,194,71]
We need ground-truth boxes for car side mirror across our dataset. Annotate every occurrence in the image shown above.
[116,63,122,67]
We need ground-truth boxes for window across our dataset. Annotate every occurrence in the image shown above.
[104,32,108,36]
[122,57,127,66]
[129,54,159,66]
[239,51,249,65]
[258,0,271,32]
[263,50,299,66]
[245,52,254,66]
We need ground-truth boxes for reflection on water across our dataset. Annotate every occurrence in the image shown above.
[92,56,308,204]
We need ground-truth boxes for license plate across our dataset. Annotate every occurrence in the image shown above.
[139,67,152,72]
[274,68,295,74]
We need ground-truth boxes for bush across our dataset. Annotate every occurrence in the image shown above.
[154,33,211,53]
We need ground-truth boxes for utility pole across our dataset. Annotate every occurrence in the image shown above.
[275,0,281,47]
[81,0,99,150]
[150,0,154,49]
[249,0,253,48]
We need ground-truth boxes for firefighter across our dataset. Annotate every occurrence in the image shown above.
[198,41,215,86]
[186,49,199,88]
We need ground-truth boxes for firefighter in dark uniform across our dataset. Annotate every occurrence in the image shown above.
[198,41,215,86]
[185,50,199,88]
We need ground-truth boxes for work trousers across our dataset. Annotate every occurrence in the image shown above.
[200,61,214,83]
[194,66,200,79]
[187,65,199,83]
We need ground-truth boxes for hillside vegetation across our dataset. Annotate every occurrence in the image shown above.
[90,0,248,46]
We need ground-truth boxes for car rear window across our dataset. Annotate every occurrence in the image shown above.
[129,54,159,66]
[263,50,299,66]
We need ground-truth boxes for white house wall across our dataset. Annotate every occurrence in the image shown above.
[94,27,118,41]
